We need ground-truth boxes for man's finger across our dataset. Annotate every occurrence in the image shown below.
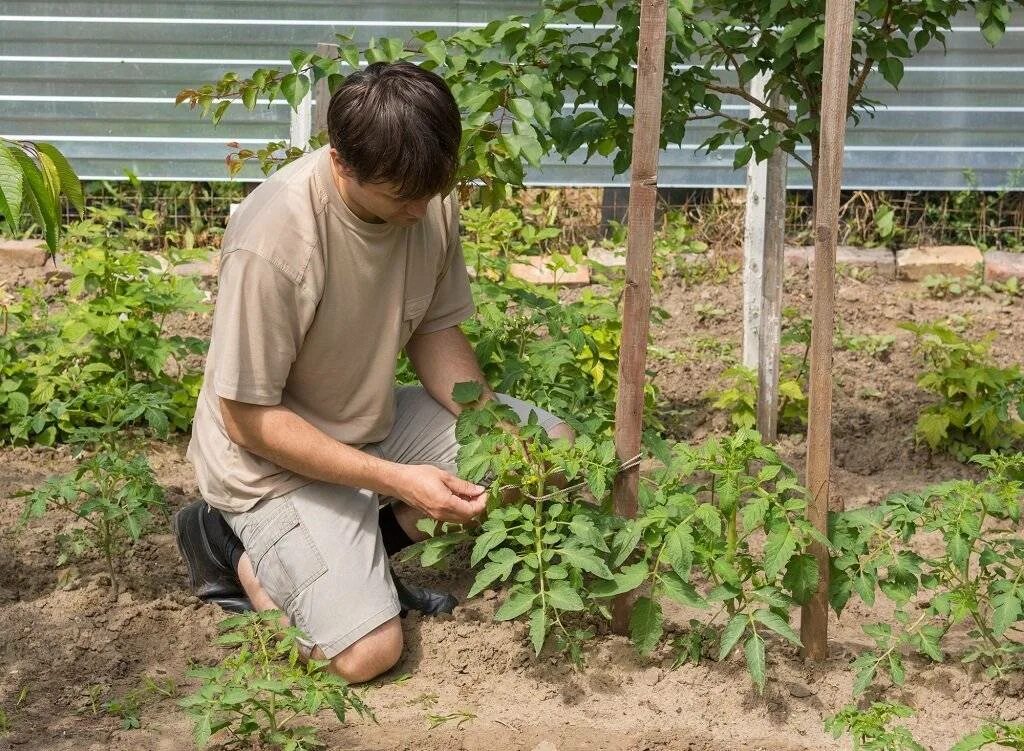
[443,473,485,497]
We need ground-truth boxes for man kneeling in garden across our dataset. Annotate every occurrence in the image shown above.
[175,61,572,683]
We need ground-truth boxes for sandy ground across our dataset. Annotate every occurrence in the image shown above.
[1,261,1022,750]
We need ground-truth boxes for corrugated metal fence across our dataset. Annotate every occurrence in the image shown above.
[2,1,1022,190]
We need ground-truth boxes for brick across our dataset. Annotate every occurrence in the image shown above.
[509,255,590,286]
[587,245,627,268]
[896,245,983,281]
[0,238,48,267]
[810,246,896,278]
[983,250,1024,283]
[174,258,219,279]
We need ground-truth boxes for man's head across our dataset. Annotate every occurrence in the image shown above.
[326,61,462,226]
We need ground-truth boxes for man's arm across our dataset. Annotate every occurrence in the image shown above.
[219,398,486,523]
[404,325,494,415]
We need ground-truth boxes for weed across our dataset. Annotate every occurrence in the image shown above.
[825,702,925,751]
[831,453,1024,689]
[901,322,1024,459]
[0,206,209,445]
[181,610,372,750]
[20,449,165,598]
[425,710,476,729]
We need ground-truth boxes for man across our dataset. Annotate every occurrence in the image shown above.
[175,61,571,684]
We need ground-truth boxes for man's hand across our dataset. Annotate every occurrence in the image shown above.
[393,464,487,524]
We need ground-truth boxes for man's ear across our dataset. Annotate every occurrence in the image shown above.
[329,148,357,180]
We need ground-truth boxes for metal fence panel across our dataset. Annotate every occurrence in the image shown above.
[1,3,1021,189]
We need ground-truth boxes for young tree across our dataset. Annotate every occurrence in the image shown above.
[179,0,1019,214]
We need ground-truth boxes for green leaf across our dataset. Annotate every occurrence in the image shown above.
[509,97,535,122]
[528,607,547,655]
[546,579,585,611]
[717,613,748,661]
[733,144,753,169]
[280,72,311,111]
[782,554,819,604]
[851,653,878,695]
[879,57,905,88]
[470,527,507,567]
[753,609,802,647]
[763,525,797,580]
[0,142,25,234]
[917,409,946,444]
[11,147,59,252]
[744,633,767,692]
[629,596,663,656]
[574,4,603,23]
[590,561,647,598]
[37,143,82,214]
[950,732,993,751]
[659,571,706,609]
[991,590,1021,638]
[569,515,609,552]
[611,520,643,567]
[558,546,613,579]
[467,555,516,599]
[452,381,484,405]
[494,585,536,621]
[663,522,694,579]
[421,38,446,66]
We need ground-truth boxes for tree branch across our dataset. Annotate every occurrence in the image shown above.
[704,82,794,129]
[688,108,813,173]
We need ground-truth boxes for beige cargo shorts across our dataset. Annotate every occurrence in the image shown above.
[222,386,565,659]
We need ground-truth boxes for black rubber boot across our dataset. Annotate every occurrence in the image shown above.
[173,500,250,611]
[392,568,458,617]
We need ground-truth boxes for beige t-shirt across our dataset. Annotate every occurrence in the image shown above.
[186,146,475,513]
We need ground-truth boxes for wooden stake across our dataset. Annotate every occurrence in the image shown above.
[313,43,334,139]
[801,0,856,660]
[611,0,669,636]
[757,109,788,442]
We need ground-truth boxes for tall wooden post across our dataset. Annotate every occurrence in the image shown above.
[757,123,788,442]
[313,43,334,139]
[611,0,669,635]
[801,0,856,660]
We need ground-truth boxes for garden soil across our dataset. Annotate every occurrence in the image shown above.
[2,263,1022,750]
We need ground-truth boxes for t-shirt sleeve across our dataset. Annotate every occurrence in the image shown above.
[210,248,318,405]
[414,195,476,334]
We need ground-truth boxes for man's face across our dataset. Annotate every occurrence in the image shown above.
[330,151,434,227]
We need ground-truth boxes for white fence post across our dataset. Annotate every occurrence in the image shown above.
[742,72,770,371]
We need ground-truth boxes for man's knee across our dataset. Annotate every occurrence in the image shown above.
[325,616,403,684]
[548,421,575,443]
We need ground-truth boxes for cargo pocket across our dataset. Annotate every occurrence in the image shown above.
[247,501,328,611]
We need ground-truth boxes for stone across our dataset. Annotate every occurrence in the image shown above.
[587,245,627,268]
[983,250,1024,283]
[509,255,590,286]
[895,245,983,281]
[783,245,810,269]
[809,246,896,278]
[0,238,48,267]
[787,682,815,698]
[531,742,558,751]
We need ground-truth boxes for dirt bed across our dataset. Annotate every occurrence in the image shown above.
[1,264,1022,750]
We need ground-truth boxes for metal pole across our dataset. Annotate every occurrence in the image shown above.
[611,0,669,635]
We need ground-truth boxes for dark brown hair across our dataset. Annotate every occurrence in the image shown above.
[326,61,462,200]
